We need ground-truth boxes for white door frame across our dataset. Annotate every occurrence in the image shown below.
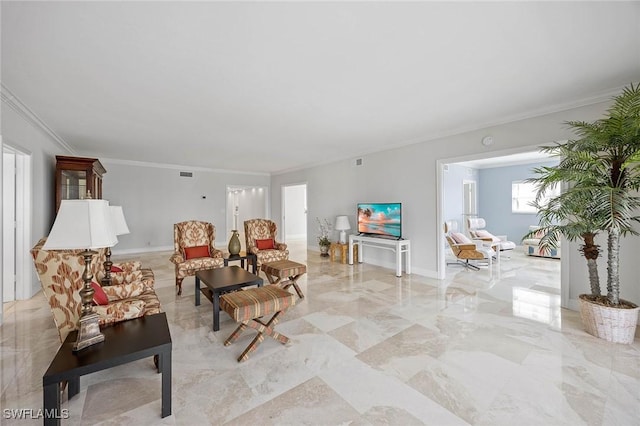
[15,150,32,300]
[0,135,2,323]
[2,143,32,302]
[281,182,308,243]
[3,150,16,302]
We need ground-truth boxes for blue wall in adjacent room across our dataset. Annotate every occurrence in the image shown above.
[478,160,559,243]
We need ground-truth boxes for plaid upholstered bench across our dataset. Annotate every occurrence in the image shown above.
[219,286,296,362]
[261,260,307,299]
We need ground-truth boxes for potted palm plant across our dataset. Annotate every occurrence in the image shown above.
[526,83,640,343]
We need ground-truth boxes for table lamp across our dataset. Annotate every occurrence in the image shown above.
[102,206,130,285]
[335,215,351,244]
[43,199,118,351]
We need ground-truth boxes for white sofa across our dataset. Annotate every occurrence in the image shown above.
[522,226,561,259]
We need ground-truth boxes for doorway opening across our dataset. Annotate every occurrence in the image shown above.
[226,185,269,252]
[281,183,307,253]
[2,144,32,305]
[437,147,566,302]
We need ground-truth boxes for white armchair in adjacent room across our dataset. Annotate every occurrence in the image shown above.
[445,221,496,270]
[467,217,517,257]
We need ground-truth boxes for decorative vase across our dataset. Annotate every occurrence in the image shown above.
[228,230,241,256]
[320,244,330,257]
[579,294,639,344]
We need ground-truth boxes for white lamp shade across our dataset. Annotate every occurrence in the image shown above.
[335,215,351,231]
[43,199,118,250]
[110,206,130,236]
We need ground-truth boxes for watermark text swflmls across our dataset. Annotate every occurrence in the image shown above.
[3,408,70,419]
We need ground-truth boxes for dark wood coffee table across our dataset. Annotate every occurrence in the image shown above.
[195,266,263,331]
[42,313,172,425]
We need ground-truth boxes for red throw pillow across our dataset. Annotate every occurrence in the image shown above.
[256,238,275,250]
[91,282,109,306]
[110,265,123,273]
[184,245,210,259]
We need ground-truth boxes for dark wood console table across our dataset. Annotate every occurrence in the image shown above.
[223,251,258,274]
[42,313,172,425]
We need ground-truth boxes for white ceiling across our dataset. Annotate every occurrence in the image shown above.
[2,2,639,174]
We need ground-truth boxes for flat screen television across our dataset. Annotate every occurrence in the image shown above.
[357,202,402,239]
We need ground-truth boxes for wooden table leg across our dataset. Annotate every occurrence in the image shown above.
[195,275,201,306]
[68,376,80,398]
[43,382,61,426]
[264,273,280,286]
[213,292,221,331]
[265,271,304,298]
[224,323,248,346]
[282,274,304,298]
[161,349,172,418]
[236,312,288,362]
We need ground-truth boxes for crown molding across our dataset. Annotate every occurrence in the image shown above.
[0,83,76,154]
[273,86,621,176]
[100,157,271,176]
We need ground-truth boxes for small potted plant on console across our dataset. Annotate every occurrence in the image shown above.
[316,217,332,256]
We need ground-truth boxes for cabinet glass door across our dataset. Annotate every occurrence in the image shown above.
[61,170,87,200]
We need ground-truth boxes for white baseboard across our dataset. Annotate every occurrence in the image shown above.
[410,267,439,279]
[567,298,580,312]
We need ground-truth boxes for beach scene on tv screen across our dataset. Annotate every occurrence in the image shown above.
[358,203,401,237]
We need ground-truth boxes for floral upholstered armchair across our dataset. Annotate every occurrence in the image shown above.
[169,220,224,295]
[31,238,162,343]
[244,219,289,272]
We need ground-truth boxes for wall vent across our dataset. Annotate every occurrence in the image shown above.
[179,171,193,177]
[354,158,363,166]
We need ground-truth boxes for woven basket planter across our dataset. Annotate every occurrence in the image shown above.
[579,294,639,344]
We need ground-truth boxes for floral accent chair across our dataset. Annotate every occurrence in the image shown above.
[244,219,289,273]
[31,238,162,344]
[169,220,224,295]
[93,249,155,288]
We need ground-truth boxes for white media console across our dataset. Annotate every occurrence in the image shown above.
[348,234,411,277]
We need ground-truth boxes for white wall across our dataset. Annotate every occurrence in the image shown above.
[101,160,270,253]
[1,100,73,298]
[272,101,640,311]
[4,88,640,316]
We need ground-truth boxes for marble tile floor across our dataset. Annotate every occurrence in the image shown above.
[1,245,639,425]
